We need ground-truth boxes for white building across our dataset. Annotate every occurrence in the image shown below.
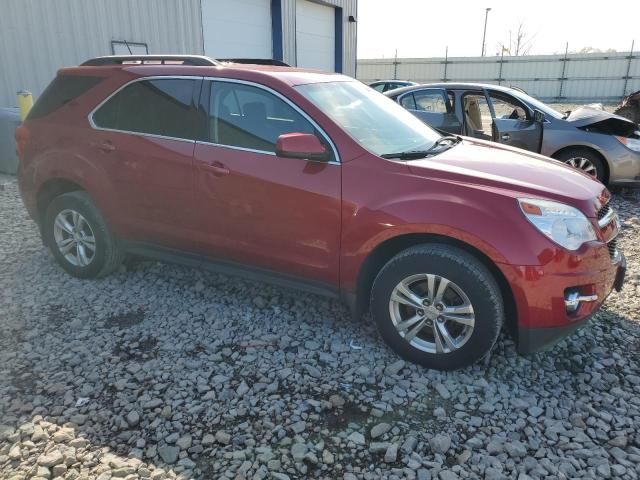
[0,0,358,108]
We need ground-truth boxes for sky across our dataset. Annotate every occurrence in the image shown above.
[357,0,638,59]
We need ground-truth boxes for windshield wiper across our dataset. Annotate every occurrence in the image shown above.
[380,150,434,159]
[380,136,462,160]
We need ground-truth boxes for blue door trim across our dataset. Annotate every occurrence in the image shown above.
[271,0,283,61]
[334,7,343,73]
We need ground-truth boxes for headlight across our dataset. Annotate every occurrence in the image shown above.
[518,198,597,250]
[616,135,640,153]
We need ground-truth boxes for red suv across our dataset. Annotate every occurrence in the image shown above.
[16,55,625,370]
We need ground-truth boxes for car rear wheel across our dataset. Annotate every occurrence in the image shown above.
[370,244,504,370]
[43,191,123,278]
[555,148,606,183]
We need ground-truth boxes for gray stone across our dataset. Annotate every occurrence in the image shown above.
[157,445,179,464]
[370,423,391,439]
[384,443,398,463]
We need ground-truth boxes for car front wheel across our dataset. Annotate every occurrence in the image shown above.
[43,191,123,278]
[371,244,504,370]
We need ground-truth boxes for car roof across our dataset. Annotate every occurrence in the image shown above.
[62,62,353,88]
[384,82,518,97]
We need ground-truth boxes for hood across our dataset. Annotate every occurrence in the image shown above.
[407,138,606,216]
[566,106,638,136]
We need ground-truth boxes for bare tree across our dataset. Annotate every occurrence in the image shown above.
[496,23,535,56]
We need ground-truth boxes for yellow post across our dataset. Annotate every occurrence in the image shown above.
[17,90,33,121]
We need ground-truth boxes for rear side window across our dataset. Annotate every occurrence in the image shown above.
[205,81,317,153]
[27,75,103,120]
[93,78,198,140]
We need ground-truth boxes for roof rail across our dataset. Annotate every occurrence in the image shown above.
[81,55,221,67]
[218,58,291,67]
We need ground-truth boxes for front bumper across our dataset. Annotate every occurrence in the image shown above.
[500,248,626,355]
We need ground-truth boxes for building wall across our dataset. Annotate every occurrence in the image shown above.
[357,52,640,103]
[280,0,358,77]
[0,0,203,107]
[0,0,358,108]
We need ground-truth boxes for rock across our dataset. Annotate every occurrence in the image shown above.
[429,434,451,454]
[329,394,345,408]
[401,436,418,454]
[202,433,215,445]
[370,423,391,439]
[322,449,334,464]
[272,473,291,480]
[435,384,451,399]
[37,450,64,467]
[384,443,398,463]
[0,425,15,441]
[31,426,48,442]
[51,428,74,443]
[370,442,391,453]
[528,406,544,417]
[8,445,21,460]
[384,360,406,376]
[176,434,192,450]
[505,441,527,458]
[290,421,306,434]
[126,410,140,426]
[157,445,179,464]
[291,443,307,461]
[347,432,366,445]
[215,431,231,445]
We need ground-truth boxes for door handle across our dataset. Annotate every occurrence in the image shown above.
[94,141,115,153]
[202,162,230,177]
[501,133,511,141]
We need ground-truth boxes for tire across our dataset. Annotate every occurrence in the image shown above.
[370,244,504,371]
[43,191,123,278]
[554,148,606,183]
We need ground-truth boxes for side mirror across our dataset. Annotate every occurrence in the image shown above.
[276,133,330,162]
[534,109,545,123]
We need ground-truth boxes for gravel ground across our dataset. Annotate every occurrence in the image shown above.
[1,176,639,480]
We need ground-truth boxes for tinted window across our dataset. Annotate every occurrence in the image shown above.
[207,81,316,153]
[93,79,197,140]
[413,90,448,113]
[371,83,386,92]
[28,75,103,120]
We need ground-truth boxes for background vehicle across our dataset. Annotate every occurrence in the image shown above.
[385,83,640,185]
[369,80,417,92]
[16,56,624,370]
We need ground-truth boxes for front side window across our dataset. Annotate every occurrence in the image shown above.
[206,81,317,154]
[489,93,528,120]
[93,78,197,140]
[296,80,441,156]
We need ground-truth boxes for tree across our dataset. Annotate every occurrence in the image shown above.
[496,23,535,56]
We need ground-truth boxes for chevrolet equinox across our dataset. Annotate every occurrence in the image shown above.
[16,55,626,370]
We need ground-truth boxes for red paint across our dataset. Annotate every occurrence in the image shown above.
[17,63,623,344]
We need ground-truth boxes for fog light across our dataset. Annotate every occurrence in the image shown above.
[564,289,598,313]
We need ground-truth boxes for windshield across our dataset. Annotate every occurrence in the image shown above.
[295,81,441,156]
[510,90,565,120]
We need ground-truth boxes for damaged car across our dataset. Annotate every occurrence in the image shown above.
[385,83,640,185]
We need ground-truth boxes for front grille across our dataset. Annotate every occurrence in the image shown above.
[597,203,611,221]
[607,238,618,260]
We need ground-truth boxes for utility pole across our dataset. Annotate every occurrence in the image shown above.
[481,8,492,56]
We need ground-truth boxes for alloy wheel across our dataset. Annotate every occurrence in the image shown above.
[53,209,96,267]
[389,273,475,354]
[565,156,598,177]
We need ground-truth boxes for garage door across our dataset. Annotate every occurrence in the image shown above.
[296,0,335,72]
[202,0,272,59]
